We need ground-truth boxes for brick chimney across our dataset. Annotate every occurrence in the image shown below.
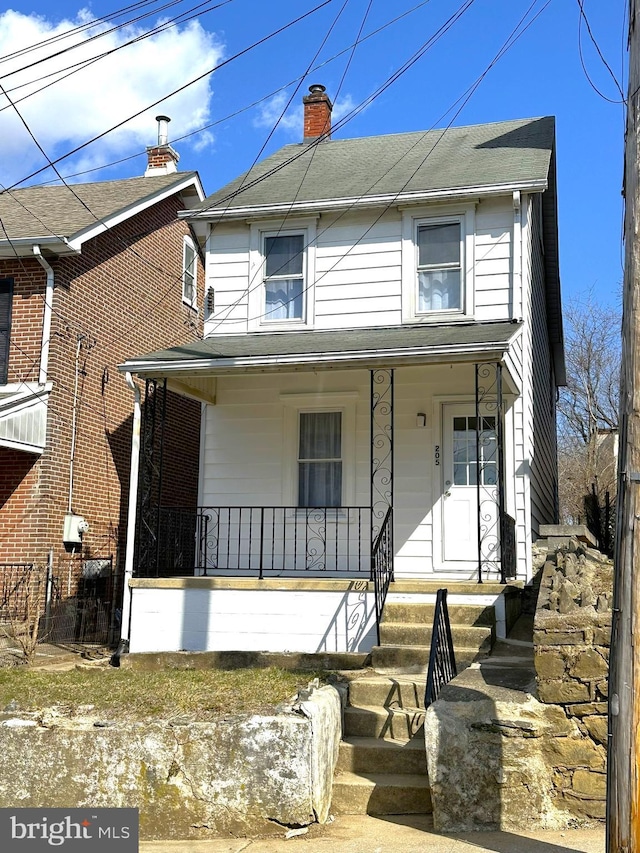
[145,115,179,176]
[303,84,333,143]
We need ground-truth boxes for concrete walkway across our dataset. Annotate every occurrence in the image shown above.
[140,815,605,853]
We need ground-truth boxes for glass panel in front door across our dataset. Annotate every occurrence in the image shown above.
[443,409,497,565]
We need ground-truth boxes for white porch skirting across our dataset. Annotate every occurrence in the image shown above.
[128,577,377,654]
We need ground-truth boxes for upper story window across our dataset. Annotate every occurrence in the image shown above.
[249,218,317,332]
[264,234,304,322]
[0,277,13,385]
[182,236,197,309]
[417,222,462,312]
[402,205,475,324]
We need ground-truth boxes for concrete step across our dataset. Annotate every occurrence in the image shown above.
[336,736,427,775]
[347,674,427,710]
[370,643,485,674]
[382,601,496,627]
[331,771,432,815]
[344,705,425,740]
[379,622,493,651]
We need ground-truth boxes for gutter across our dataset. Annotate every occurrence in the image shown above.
[181,179,548,222]
[32,245,54,385]
[112,372,141,665]
[119,337,519,377]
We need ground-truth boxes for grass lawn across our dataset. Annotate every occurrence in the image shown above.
[0,667,326,722]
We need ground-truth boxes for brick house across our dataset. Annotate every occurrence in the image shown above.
[0,123,205,638]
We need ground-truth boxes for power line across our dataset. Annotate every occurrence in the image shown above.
[208,0,552,331]
[0,0,177,65]
[0,0,219,81]
[3,0,335,191]
[41,0,434,184]
[0,0,235,111]
[576,0,626,104]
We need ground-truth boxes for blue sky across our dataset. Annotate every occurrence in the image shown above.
[0,0,627,311]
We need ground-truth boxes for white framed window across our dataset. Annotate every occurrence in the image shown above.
[298,410,342,507]
[182,235,198,308]
[281,391,358,507]
[264,233,304,322]
[401,205,475,323]
[249,219,316,331]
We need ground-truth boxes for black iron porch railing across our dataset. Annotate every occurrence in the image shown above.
[137,506,372,578]
[424,588,457,708]
[500,512,517,582]
[371,507,393,644]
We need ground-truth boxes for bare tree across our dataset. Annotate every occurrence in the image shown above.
[557,291,621,525]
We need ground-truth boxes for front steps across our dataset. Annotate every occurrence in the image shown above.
[371,598,497,673]
[331,591,511,816]
[331,673,431,816]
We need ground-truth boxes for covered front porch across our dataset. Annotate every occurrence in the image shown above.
[118,324,524,653]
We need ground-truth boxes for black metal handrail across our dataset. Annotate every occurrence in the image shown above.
[371,507,393,644]
[136,506,372,578]
[500,512,517,582]
[424,588,457,708]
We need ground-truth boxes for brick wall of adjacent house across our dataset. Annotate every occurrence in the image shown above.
[0,190,203,594]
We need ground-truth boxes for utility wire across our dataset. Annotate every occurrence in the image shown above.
[208,0,551,330]
[0,0,234,111]
[41,0,434,184]
[576,0,626,104]
[0,0,226,80]
[3,0,334,191]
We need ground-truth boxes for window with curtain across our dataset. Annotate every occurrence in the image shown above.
[298,411,342,507]
[264,234,304,321]
[417,221,462,312]
[0,278,13,385]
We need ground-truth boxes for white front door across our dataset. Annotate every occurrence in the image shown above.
[440,403,498,572]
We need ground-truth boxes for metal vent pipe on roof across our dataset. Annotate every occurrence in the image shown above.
[156,115,171,146]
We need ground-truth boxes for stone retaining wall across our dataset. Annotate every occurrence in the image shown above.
[533,539,613,820]
[0,683,343,840]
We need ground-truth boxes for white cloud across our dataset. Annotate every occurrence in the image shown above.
[254,89,358,141]
[0,9,224,186]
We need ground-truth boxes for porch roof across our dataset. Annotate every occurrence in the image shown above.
[121,321,521,388]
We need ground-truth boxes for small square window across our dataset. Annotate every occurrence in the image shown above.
[263,234,305,322]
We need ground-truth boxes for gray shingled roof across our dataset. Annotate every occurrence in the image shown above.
[122,321,520,372]
[0,173,198,241]
[191,117,554,214]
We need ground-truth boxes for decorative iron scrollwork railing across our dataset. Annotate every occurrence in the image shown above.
[371,506,393,644]
[134,506,371,578]
[475,363,508,583]
[424,588,457,708]
[371,368,394,541]
[500,512,517,582]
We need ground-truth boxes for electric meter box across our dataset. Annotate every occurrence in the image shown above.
[63,513,87,546]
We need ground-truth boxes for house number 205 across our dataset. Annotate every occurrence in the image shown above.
[434,445,440,466]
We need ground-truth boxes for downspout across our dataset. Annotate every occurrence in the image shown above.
[512,191,522,322]
[32,245,54,385]
[112,371,141,664]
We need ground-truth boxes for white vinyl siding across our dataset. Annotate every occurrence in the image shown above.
[203,199,517,334]
[474,199,513,321]
[199,363,523,580]
[205,226,250,335]
[523,194,558,533]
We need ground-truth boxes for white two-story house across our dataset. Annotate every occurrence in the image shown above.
[119,85,564,657]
